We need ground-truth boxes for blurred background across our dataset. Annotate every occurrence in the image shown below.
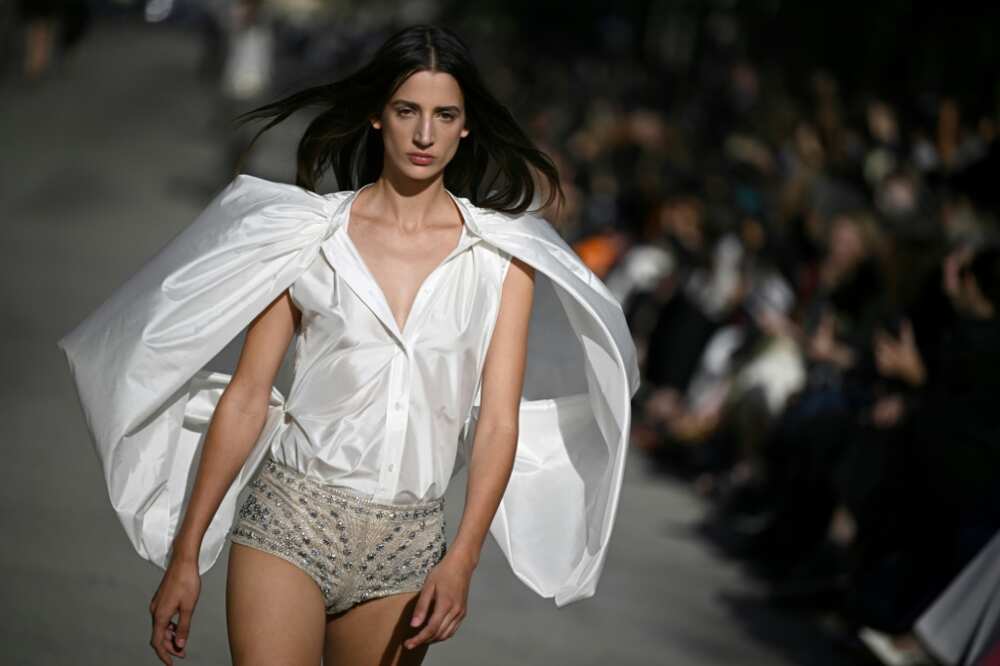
[3,0,999,664]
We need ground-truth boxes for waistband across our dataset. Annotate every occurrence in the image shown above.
[259,457,445,517]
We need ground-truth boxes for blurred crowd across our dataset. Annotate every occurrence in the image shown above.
[3,0,90,81]
[525,9,999,666]
[5,2,998,664]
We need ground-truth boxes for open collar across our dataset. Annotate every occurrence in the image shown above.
[319,185,485,347]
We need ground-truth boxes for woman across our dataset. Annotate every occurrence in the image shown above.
[57,24,639,666]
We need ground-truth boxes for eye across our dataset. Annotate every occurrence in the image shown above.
[397,108,415,117]
[439,112,457,121]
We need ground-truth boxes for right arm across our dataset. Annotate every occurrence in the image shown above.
[170,288,301,564]
[149,288,300,664]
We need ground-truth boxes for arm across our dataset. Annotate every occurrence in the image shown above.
[405,256,536,649]
[149,288,300,663]
[171,288,301,564]
[451,256,536,568]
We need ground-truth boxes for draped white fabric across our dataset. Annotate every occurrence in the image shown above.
[57,174,640,606]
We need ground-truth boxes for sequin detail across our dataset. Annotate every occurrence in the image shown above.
[229,458,447,615]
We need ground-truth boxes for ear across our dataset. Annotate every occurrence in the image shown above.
[460,127,469,138]
[370,114,381,130]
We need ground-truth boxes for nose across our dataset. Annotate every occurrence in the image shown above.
[414,117,434,147]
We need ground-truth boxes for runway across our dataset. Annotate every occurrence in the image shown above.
[0,16,858,665]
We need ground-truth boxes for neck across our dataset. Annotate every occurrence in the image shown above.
[362,169,449,232]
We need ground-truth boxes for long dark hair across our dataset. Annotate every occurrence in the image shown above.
[232,24,564,217]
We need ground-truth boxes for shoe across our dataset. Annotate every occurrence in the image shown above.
[858,627,933,666]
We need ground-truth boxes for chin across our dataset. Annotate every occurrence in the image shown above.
[399,163,444,182]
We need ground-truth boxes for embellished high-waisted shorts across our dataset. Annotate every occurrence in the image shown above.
[228,457,447,615]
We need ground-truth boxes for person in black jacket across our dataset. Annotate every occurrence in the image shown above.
[847,241,1000,636]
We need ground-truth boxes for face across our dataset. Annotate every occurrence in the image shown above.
[660,198,703,251]
[371,70,469,182]
[827,216,866,269]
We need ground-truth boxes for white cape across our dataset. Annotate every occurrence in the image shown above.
[56,174,640,607]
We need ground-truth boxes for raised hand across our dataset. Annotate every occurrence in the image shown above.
[873,318,925,386]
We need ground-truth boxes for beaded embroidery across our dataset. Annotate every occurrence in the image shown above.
[229,458,447,614]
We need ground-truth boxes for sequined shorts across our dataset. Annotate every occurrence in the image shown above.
[228,457,447,615]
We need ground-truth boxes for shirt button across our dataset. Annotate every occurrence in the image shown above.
[388,464,395,471]
[394,401,403,410]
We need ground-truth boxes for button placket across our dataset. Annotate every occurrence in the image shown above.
[378,347,409,497]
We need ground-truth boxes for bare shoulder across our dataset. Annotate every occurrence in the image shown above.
[495,256,535,324]
[508,255,536,280]
[500,256,535,305]
[479,257,535,429]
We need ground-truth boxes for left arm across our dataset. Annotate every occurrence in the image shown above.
[405,256,536,649]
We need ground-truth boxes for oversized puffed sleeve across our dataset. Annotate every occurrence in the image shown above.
[56,174,342,575]
[454,202,640,607]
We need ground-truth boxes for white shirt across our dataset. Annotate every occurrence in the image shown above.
[274,182,513,503]
[55,174,640,605]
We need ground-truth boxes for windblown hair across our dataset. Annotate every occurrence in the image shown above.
[232,24,564,217]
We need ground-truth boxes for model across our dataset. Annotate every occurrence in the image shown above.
[56,24,640,666]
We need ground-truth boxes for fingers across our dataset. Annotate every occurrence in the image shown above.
[174,604,193,654]
[429,607,459,643]
[406,601,445,650]
[404,582,437,650]
[165,620,186,659]
[436,608,465,642]
[872,329,901,361]
[150,604,186,663]
[406,602,465,648]
[405,589,460,650]
[149,595,168,665]
[409,582,435,629]
[150,608,178,664]
[173,606,192,657]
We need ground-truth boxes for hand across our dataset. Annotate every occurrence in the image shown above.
[669,407,721,442]
[645,387,682,423]
[873,319,925,386]
[808,309,835,360]
[808,310,856,368]
[149,559,201,664]
[870,394,906,428]
[404,551,474,650]
[668,383,727,443]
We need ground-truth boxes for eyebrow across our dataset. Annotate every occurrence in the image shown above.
[392,99,462,113]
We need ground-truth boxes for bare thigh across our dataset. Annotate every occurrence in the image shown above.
[227,541,327,665]
[323,591,429,666]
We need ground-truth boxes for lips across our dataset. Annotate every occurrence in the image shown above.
[407,153,434,165]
